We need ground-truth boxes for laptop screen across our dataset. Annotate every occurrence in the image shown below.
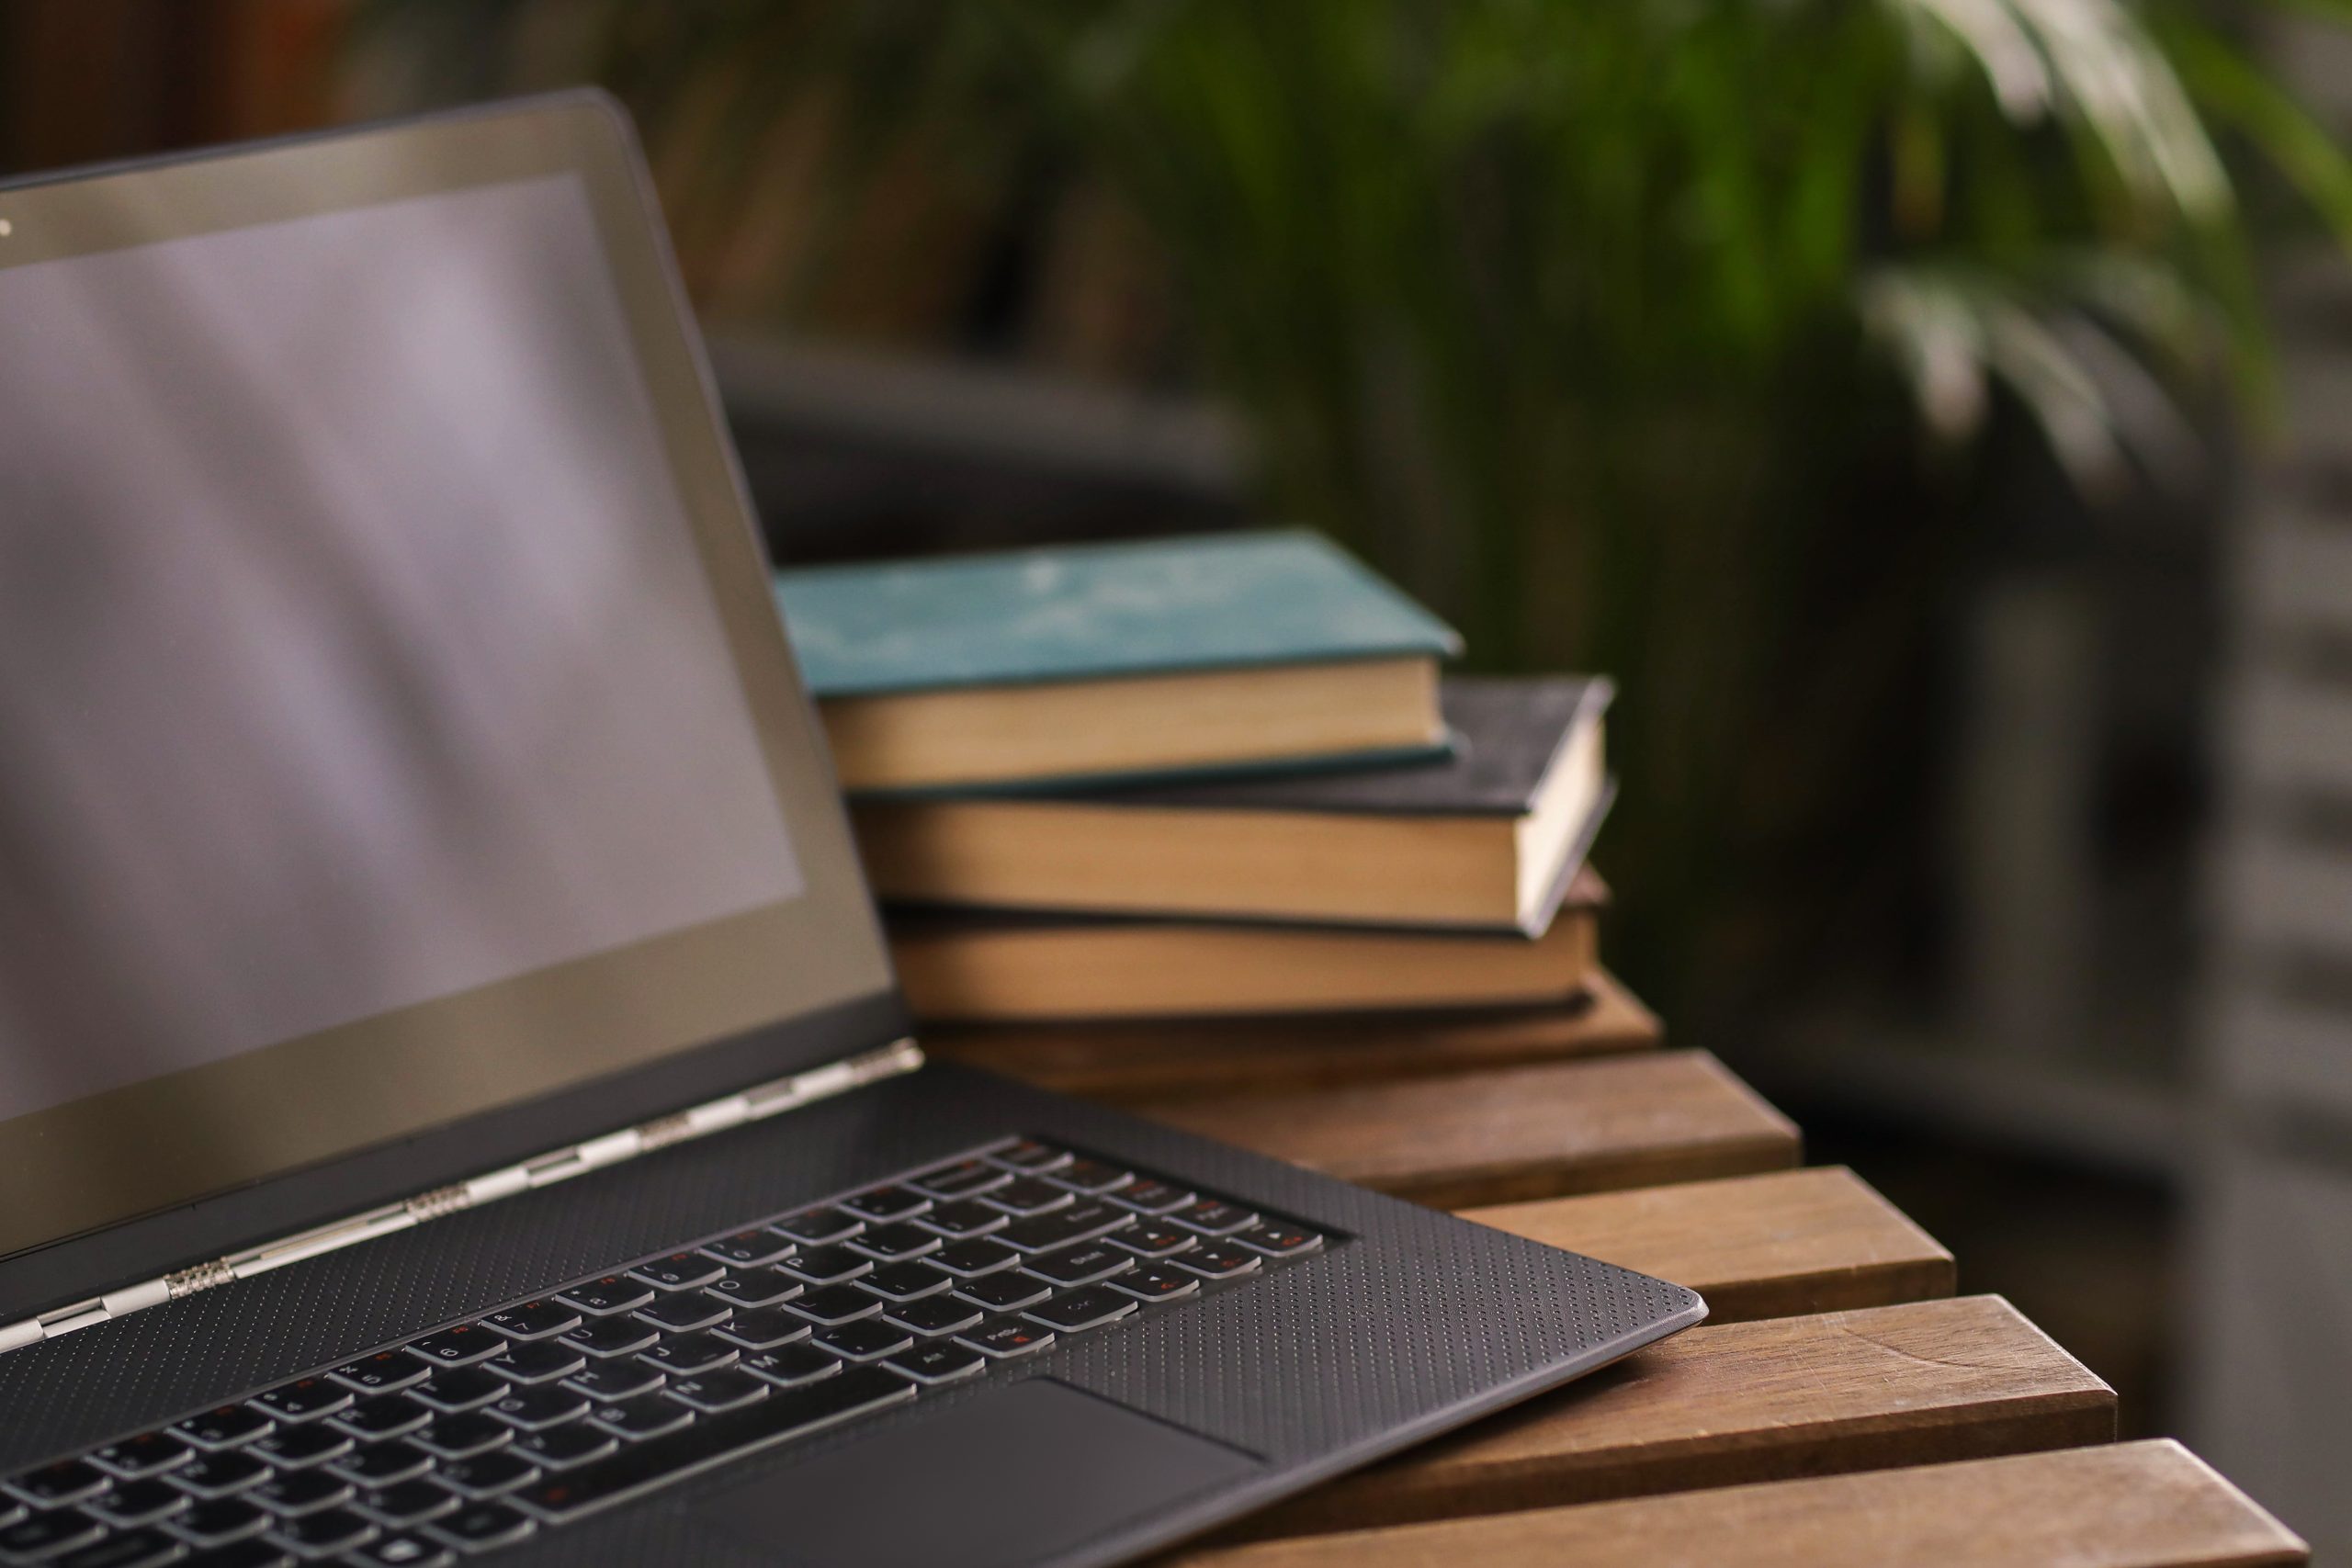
[0,107,893,1267]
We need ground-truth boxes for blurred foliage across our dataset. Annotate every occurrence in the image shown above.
[359,0,2352,1027]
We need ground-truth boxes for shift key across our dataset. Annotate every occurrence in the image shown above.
[512,1367,912,1521]
[997,1201,1133,1253]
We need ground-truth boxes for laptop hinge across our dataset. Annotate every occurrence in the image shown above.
[0,1037,924,1359]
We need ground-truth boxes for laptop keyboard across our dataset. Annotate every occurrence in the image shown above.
[0,1139,1329,1567]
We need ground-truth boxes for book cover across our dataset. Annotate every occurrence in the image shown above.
[775,530,1462,697]
[1096,676,1610,815]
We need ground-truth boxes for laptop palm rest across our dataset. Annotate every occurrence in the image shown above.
[700,1378,1263,1568]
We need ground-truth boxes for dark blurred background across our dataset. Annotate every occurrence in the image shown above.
[6,0,2350,1552]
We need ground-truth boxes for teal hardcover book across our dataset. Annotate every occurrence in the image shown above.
[775,530,1462,698]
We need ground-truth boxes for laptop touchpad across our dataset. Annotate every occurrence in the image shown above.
[700,1378,1264,1568]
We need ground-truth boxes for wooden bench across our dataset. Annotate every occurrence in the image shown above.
[930,998,2306,1564]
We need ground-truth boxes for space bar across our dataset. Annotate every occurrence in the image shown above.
[514,1367,915,1520]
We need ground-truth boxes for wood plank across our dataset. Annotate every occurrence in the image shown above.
[1137,1052,1798,1208]
[1167,1440,2307,1568]
[1464,1167,1955,1323]
[927,971,1659,1100]
[1227,1295,2112,1540]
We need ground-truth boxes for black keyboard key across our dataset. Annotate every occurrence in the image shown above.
[509,1427,616,1472]
[775,1245,871,1285]
[638,1333,737,1377]
[1109,1259,1202,1301]
[884,1343,987,1385]
[481,1301,581,1342]
[562,1363,664,1404]
[981,1178,1073,1215]
[739,1345,840,1389]
[436,1450,538,1499]
[51,1525,181,1568]
[1045,1158,1133,1194]
[90,1435,189,1482]
[173,1496,269,1544]
[514,1368,910,1522]
[662,1370,768,1414]
[1111,1178,1195,1214]
[1173,1200,1258,1235]
[999,1200,1132,1253]
[704,1268,802,1308]
[587,1397,692,1442]
[249,1379,351,1426]
[1176,1241,1264,1279]
[252,1468,354,1517]
[785,1284,882,1325]
[932,1238,1021,1277]
[6,1460,108,1508]
[488,1340,585,1386]
[808,1319,911,1362]
[561,1318,659,1359]
[955,1317,1056,1359]
[171,1451,271,1498]
[331,1442,431,1489]
[1025,1285,1138,1333]
[713,1307,811,1351]
[412,1367,509,1415]
[843,1222,939,1261]
[272,1506,378,1557]
[636,1292,730,1334]
[331,1398,430,1443]
[884,1294,983,1337]
[987,1140,1070,1172]
[180,1540,289,1568]
[413,1414,511,1461]
[89,1478,188,1527]
[857,1261,953,1302]
[840,1187,928,1222]
[420,1501,535,1553]
[1024,1240,1135,1286]
[556,1277,654,1317]
[1112,1220,1198,1258]
[911,1200,1009,1238]
[486,1386,589,1432]
[330,1353,430,1397]
[770,1208,862,1246]
[908,1159,1009,1200]
[629,1253,725,1292]
[175,1407,275,1451]
[248,1425,352,1471]
[349,1532,453,1567]
[356,1478,458,1528]
[0,1506,102,1560]
[1235,1222,1324,1257]
[697,1230,795,1269]
[404,1325,506,1370]
[955,1271,1052,1314]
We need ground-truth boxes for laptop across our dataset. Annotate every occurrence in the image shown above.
[0,94,1702,1568]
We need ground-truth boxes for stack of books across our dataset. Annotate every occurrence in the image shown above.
[776,532,1616,1024]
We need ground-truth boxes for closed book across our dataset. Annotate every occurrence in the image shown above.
[888,871,1605,1022]
[776,531,1460,792]
[854,677,1610,934]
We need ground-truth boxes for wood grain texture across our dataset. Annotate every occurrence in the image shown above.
[1166,1440,2307,1568]
[925,970,1658,1100]
[1464,1166,1955,1323]
[1229,1295,2113,1539]
[1136,1052,1798,1208]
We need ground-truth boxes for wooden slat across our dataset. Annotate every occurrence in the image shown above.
[1227,1295,2112,1540]
[1464,1167,1955,1324]
[1167,1440,2307,1568]
[927,971,1659,1101]
[1137,1053,1798,1208]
